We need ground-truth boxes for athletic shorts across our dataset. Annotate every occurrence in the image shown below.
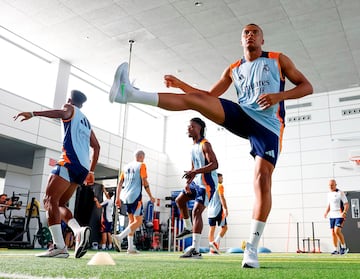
[330,218,345,229]
[51,164,89,185]
[101,218,113,233]
[208,209,227,227]
[124,195,143,217]
[220,98,280,166]
[182,181,212,207]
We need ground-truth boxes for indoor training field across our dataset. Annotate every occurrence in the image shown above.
[0,249,359,279]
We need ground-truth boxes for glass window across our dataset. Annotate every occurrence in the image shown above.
[0,34,57,107]
[0,28,165,151]
[0,178,4,194]
[126,104,165,152]
[67,69,122,134]
[0,170,5,194]
[67,67,165,151]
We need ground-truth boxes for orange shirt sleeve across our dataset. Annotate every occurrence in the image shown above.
[218,184,224,195]
[140,163,147,178]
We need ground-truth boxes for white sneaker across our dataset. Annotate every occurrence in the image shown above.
[127,249,140,254]
[209,241,220,254]
[112,234,122,252]
[36,244,69,258]
[179,247,202,259]
[109,62,130,103]
[340,247,349,255]
[242,242,259,268]
[74,226,91,258]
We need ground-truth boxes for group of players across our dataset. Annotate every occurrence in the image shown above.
[13,23,314,268]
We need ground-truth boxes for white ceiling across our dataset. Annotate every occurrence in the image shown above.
[1,0,360,101]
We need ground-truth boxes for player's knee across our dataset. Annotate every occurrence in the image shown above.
[43,195,57,209]
[176,196,187,208]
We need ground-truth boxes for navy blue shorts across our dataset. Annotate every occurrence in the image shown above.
[125,195,143,217]
[182,182,210,206]
[219,98,280,166]
[101,218,113,233]
[330,218,345,229]
[51,164,89,185]
[208,209,227,227]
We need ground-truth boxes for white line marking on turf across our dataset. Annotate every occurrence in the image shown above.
[0,272,98,279]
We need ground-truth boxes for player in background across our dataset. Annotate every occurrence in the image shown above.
[324,178,349,255]
[208,173,228,254]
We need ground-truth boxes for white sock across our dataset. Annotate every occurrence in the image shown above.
[192,233,201,252]
[215,233,222,244]
[128,89,159,106]
[49,224,66,249]
[127,235,134,250]
[67,218,81,236]
[118,226,131,240]
[248,219,266,249]
[101,244,106,250]
[184,218,192,230]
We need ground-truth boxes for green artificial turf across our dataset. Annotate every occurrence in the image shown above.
[0,249,359,279]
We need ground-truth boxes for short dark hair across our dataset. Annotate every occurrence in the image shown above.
[71,90,87,108]
[217,173,223,177]
[191,117,206,137]
[245,23,263,35]
[135,150,145,158]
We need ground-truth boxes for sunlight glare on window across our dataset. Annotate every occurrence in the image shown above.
[127,104,165,152]
[0,36,57,107]
[67,71,121,134]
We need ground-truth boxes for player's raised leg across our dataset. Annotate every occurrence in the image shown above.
[109,62,225,125]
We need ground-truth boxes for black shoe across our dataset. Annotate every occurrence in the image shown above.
[176,229,192,240]
[180,247,202,259]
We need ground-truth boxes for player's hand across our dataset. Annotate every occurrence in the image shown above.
[182,170,195,184]
[257,93,281,110]
[184,184,191,194]
[115,198,122,208]
[13,112,33,122]
[84,172,94,185]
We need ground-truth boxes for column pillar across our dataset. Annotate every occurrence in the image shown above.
[53,59,71,109]
[30,148,60,247]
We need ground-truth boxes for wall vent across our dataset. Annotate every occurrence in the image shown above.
[339,95,360,102]
[342,108,360,116]
[287,114,311,122]
[285,102,312,110]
